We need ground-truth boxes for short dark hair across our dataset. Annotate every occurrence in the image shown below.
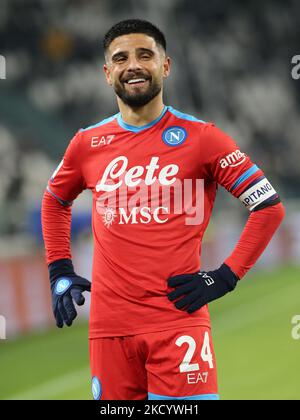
[103,19,167,55]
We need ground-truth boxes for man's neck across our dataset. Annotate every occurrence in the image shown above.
[117,95,165,127]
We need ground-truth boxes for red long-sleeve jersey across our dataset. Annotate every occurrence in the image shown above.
[42,106,285,338]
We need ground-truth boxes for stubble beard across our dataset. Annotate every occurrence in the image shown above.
[114,78,162,108]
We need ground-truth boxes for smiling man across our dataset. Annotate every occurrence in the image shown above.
[42,19,285,400]
[105,33,167,108]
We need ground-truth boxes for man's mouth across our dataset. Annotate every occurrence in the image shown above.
[123,77,150,87]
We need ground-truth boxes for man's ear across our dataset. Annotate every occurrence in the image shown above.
[103,64,113,86]
[163,56,171,78]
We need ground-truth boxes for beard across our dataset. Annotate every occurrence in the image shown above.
[114,77,162,107]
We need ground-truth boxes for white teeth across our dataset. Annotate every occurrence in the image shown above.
[127,78,146,84]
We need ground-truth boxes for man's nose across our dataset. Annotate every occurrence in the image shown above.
[126,55,142,70]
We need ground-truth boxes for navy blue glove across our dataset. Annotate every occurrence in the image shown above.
[49,259,91,328]
[168,263,238,314]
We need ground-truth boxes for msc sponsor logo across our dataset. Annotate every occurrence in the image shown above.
[220,150,246,168]
[100,206,169,227]
[162,126,187,146]
[119,206,168,225]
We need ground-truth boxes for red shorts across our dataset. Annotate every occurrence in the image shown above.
[89,325,219,400]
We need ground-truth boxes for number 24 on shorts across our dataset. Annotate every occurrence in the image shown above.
[176,332,213,382]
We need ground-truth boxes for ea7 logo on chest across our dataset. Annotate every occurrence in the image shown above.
[220,150,246,168]
[91,135,115,148]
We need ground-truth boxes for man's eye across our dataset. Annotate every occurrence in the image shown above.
[115,57,126,63]
[140,54,151,59]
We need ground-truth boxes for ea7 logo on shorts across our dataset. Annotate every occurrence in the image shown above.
[220,150,246,168]
[91,135,115,148]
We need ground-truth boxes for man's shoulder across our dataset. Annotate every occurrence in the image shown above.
[167,106,207,125]
[166,106,217,143]
[79,113,119,134]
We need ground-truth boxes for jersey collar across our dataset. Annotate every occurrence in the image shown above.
[117,106,168,133]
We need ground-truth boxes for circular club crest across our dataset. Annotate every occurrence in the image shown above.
[162,126,187,146]
[91,376,102,400]
[55,278,72,295]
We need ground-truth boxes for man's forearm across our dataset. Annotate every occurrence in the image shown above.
[41,190,72,265]
[224,202,285,279]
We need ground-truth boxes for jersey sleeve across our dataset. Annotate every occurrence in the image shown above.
[203,123,280,211]
[47,130,86,205]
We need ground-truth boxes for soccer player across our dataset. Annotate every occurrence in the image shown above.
[42,19,285,400]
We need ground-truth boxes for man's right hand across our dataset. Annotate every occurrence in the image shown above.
[49,259,91,328]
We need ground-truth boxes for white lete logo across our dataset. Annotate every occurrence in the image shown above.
[96,156,179,192]
[291,315,300,340]
[220,150,246,168]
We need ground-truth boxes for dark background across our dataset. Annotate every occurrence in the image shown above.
[0,1,299,239]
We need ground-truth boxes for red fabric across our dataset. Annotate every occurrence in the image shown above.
[89,325,218,400]
[41,190,72,264]
[41,107,284,338]
[224,202,285,279]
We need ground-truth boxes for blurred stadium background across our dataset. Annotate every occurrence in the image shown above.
[0,0,299,400]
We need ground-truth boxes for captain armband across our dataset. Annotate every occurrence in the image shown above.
[238,177,280,212]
